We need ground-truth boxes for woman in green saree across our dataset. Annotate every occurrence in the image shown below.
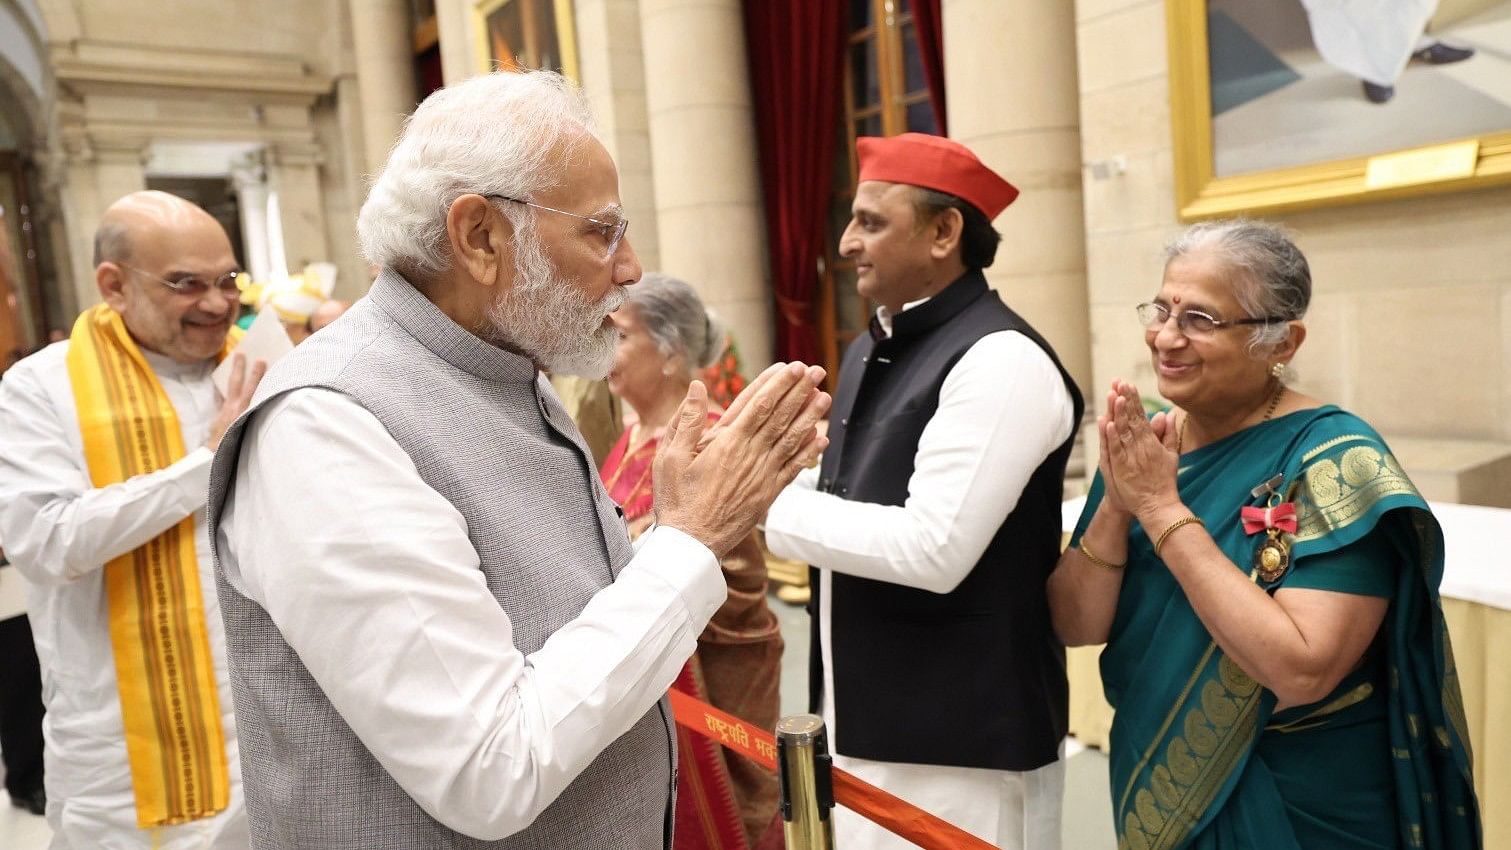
[1048,220,1479,849]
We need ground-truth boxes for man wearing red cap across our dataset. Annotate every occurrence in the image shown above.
[765,133,1084,849]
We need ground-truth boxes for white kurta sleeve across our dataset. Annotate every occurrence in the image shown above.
[217,388,725,841]
[786,464,820,494]
[0,358,213,585]
[764,331,1074,594]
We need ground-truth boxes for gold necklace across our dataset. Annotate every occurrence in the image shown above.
[1262,381,1286,420]
[1176,382,1284,454]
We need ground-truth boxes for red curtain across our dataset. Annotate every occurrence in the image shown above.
[742,0,847,364]
[911,0,948,135]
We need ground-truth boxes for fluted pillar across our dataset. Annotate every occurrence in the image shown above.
[639,0,772,370]
[943,0,1091,390]
[349,0,418,176]
[231,155,272,283]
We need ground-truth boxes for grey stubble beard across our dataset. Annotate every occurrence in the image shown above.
[484,225,624,378]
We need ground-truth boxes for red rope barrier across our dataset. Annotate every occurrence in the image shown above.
[667,689,996,850]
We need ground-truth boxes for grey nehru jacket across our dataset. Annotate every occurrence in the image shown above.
[206,270,673,848]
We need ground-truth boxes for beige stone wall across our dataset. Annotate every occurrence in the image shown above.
[70,1,324,53]
[433,0,663,270]
[1074,0,1511,449]
[574,0,660,271]
[638,0,771,369]
[944,0,1093,393]
[33,0,373,306]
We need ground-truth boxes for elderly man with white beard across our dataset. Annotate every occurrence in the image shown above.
[207,71,830,849]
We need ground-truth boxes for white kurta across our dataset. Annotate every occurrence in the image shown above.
[216,387,725,839]
[0,341,246,850]
[765,311,1075,850]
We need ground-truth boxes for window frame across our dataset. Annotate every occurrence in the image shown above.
[816,0,935,384]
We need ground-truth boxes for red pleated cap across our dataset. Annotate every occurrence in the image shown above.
[856,133,1020,219]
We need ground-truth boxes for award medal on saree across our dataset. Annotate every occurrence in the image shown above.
[1242,476,1297,584]
[1254,533,1290,583]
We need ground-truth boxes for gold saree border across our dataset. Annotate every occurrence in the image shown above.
[1265,682,1374,734]
[1117,643,1218,816]
[1295,435,1473,755]
[1295,442,1418,543]
[1300,434,1371,465]
[1116,655,1263,850]
[1409,511,1474,768]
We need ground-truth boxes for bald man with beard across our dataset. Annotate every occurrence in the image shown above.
[0,190,263,848]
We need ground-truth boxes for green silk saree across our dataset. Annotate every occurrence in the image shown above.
[1072,406,1479,849]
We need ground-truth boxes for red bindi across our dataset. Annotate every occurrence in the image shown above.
[1172,295,1182,305]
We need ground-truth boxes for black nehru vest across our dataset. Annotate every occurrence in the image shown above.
[810,270,1084,772]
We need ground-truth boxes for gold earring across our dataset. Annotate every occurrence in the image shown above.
[1270,362,1285,379]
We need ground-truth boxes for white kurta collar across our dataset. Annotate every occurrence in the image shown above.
[140,347,214,383]
[874,296,933,339]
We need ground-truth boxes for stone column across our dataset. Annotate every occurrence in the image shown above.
[267,143,331,274]
[92,144,149,217]
[231,155,272,283]
[943,0,1091,391]
[37,192,80,323]
[323,72,379,298]
[435,0,476,85]
[639,0,772,370]
[576,0,660,271]
[27,149,79,321]
[57,137,148,309]
[349,0,418,176]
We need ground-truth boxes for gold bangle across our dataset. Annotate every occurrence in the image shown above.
[1078,540,1125,571]
[1153,515,1205,557]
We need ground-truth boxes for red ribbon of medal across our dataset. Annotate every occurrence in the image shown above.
[1240,502,1298,535]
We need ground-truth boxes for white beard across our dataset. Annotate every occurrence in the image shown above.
[486,228,625,379]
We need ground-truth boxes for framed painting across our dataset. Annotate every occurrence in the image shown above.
[473,0,580,80]
[1167,0,1511,219]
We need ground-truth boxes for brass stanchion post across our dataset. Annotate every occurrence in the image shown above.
[776,714,835,849]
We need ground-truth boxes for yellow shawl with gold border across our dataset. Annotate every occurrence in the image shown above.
[66,303,239,828]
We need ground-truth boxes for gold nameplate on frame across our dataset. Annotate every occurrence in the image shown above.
[1365,140,1480,191]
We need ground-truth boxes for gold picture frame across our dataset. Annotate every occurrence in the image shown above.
[472,0,580,81]
[1166,0,1511,220]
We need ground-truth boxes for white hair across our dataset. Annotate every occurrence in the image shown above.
[1164,219,1310,359]
[627,273,725,371]
[356,71,595,280]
